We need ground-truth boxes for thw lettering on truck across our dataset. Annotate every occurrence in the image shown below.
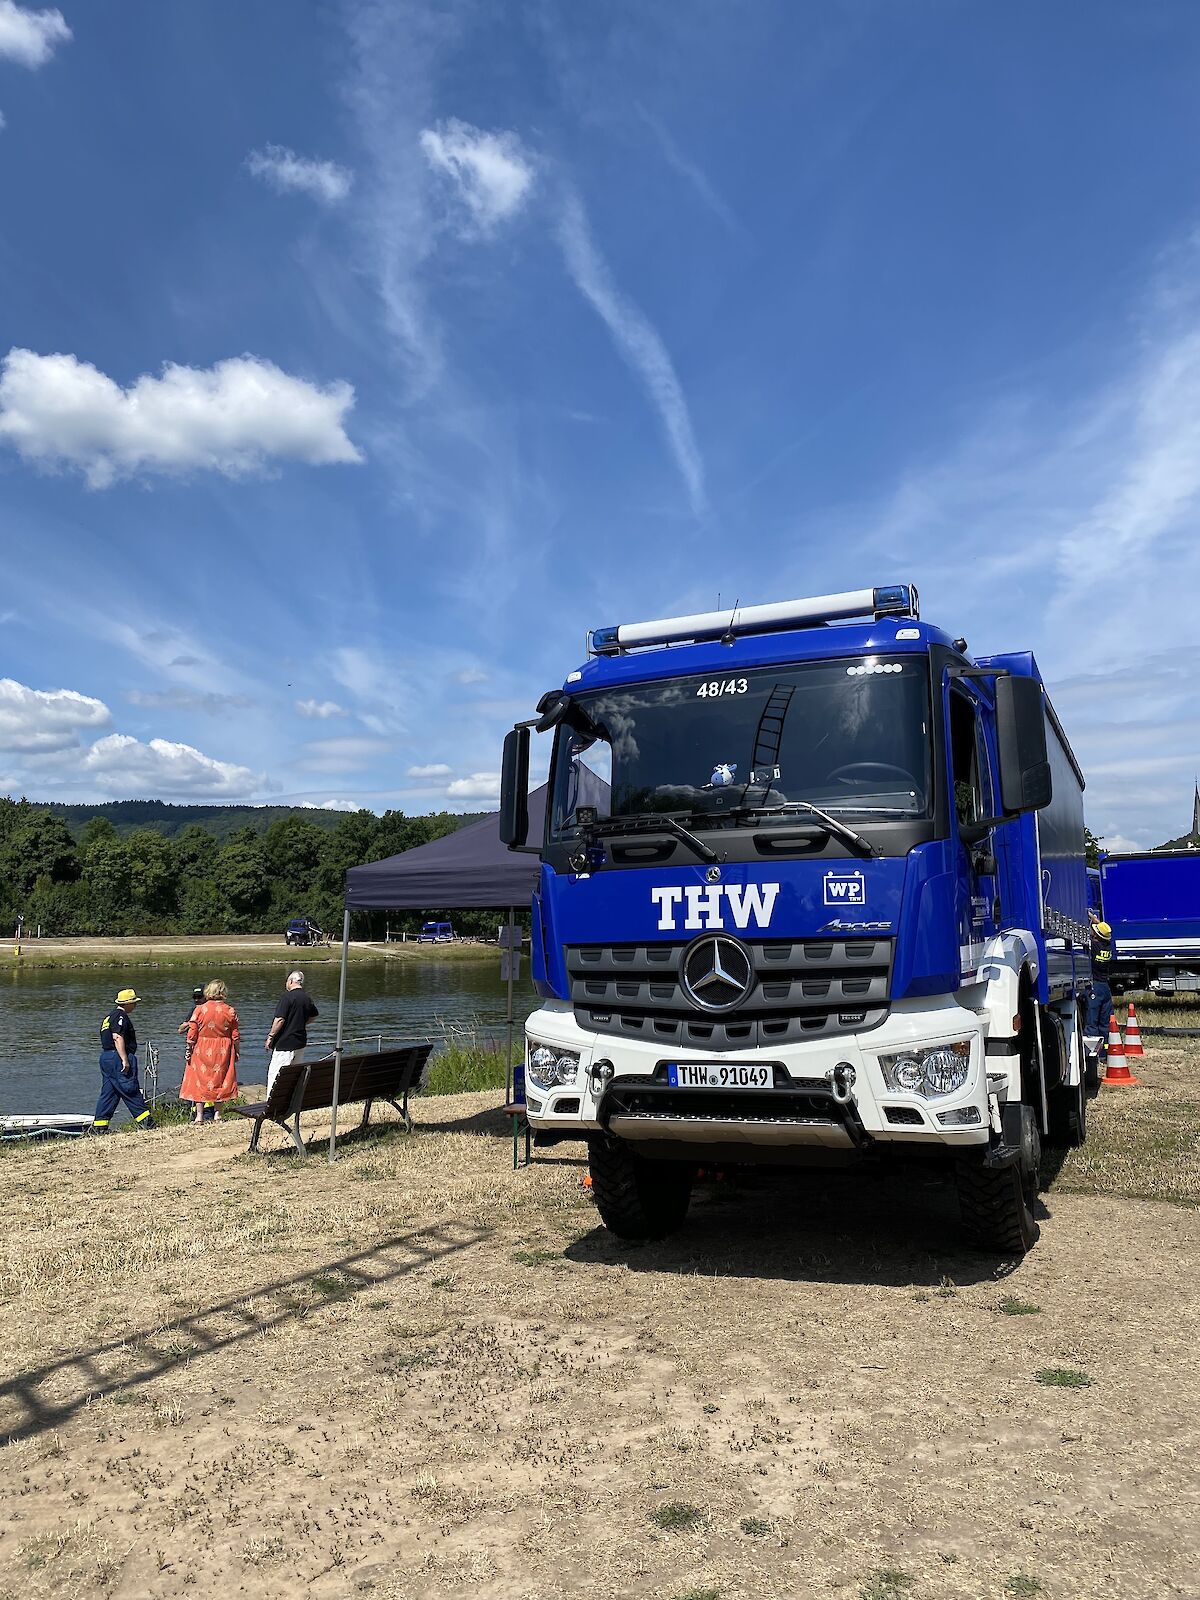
[651,883,781,931]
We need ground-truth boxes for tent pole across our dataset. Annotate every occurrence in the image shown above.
[505,906,515,1103]
[329,906,350,1163]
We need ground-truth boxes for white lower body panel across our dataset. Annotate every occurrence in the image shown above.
[523,995,990,1151]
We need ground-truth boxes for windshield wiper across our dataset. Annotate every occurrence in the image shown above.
[589,812,719,864]
[726,800,877,857]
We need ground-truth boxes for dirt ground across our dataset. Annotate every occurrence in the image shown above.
[0,1047,1198,1600]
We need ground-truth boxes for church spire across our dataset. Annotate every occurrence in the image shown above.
[1193,777,1200,840]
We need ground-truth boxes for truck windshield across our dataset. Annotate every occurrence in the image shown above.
[550,656,931,835]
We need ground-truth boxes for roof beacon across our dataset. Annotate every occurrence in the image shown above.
[588,583,919,655]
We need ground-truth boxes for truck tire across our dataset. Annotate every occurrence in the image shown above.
[587,1135,694,1241]
[955,1106,1040,1255]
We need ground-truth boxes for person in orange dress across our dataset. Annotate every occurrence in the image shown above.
[182,979,240,1124]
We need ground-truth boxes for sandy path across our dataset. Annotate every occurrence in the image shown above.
[0,1073,1197,1600]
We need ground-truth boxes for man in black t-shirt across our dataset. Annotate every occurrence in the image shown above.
[265,970,319,1093]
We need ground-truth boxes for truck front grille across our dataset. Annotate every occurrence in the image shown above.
[565,937,892,1050]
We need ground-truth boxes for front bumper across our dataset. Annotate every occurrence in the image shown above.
[522,996,990,1152]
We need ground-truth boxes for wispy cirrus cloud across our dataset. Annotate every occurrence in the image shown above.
[128,688,252,715]
[411,113,707,517]
[821,233,1200,849]
[556,190,707,516]
[0,349,363,487]
[247,144,353,205]
[0,1,70,69]
[635,104,741,236]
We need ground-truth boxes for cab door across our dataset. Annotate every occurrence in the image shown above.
[946,684,1000,981]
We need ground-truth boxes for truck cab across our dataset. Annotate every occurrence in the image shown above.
[502,584,1093,1255]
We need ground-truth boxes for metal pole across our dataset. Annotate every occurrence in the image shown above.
[329,906,351,1163]
[505,906,515,1103]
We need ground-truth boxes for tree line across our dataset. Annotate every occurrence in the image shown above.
[0,799,494,939]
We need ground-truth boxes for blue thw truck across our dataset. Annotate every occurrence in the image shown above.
[1098,850,1200,994]
[501,585,1093,1254]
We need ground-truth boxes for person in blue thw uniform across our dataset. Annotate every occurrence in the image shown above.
[92,987,155,1133]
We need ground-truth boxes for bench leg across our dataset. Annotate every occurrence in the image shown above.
[360,1099,373,1131]
[281,1114,306,1157]
[249,1118,263,1154]
[389,1095,413,1134]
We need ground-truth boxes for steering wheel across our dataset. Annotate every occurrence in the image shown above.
[824,761,916,788]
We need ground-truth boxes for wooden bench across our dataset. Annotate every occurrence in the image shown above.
[234,1044,434,1156]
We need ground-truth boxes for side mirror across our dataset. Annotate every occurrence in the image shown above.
[995,676,1052,813]
[499,727,530,848]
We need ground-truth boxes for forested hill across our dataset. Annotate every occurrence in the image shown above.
[0,797,492,939]
[27,799,489,843]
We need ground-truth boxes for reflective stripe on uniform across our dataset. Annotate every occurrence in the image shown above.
[93,1119,110,1127]
[135,1109,152,1122]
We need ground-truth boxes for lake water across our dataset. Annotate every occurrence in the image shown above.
[0,960,537,1116]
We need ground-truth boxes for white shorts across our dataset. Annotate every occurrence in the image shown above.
[268,1047,304,1095]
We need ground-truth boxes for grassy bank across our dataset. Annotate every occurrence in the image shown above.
[5,934,498,970]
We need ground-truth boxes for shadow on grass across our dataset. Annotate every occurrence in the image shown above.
[0,1219,489,1445]
[565,1162,1041,1287]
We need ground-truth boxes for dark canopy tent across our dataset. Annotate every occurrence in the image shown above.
[344,786,546,910]
[325,787,548,1160]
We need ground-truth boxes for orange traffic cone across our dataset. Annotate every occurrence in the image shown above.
[1124,1002,1145,1058]
[1104,1013,1140,1086]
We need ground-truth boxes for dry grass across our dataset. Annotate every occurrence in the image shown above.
[1051,1043,1200,1207]
[0,1049,1198,1598]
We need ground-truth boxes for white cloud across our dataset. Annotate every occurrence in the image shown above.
[556,192,706,516]
[295,698,347,719]
[247,144,353,205]
[80,734,262,799]
[128,688,252,715]
[453,666,489,686]
[0,1,70,68]
[447,771,500,800]
[419,118,536,235]
[317,797,358,811]
[407,762,451,778]
[0,348,364,487]
[298,735,390,772]
[0,677,110,753]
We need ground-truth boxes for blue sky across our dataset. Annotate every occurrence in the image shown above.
[1,0,1198,847]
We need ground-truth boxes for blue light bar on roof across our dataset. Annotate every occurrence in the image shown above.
[588,584,919,654]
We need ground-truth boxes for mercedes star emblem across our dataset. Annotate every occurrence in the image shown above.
[680,933,755,1013]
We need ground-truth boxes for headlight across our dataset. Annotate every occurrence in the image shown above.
[879,1040,971,1099]
[527,1041,580,1089]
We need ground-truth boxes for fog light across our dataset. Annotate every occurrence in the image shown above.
[937,1105,982,1126]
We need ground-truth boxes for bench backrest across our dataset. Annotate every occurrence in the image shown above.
[264,1044,434,1118]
